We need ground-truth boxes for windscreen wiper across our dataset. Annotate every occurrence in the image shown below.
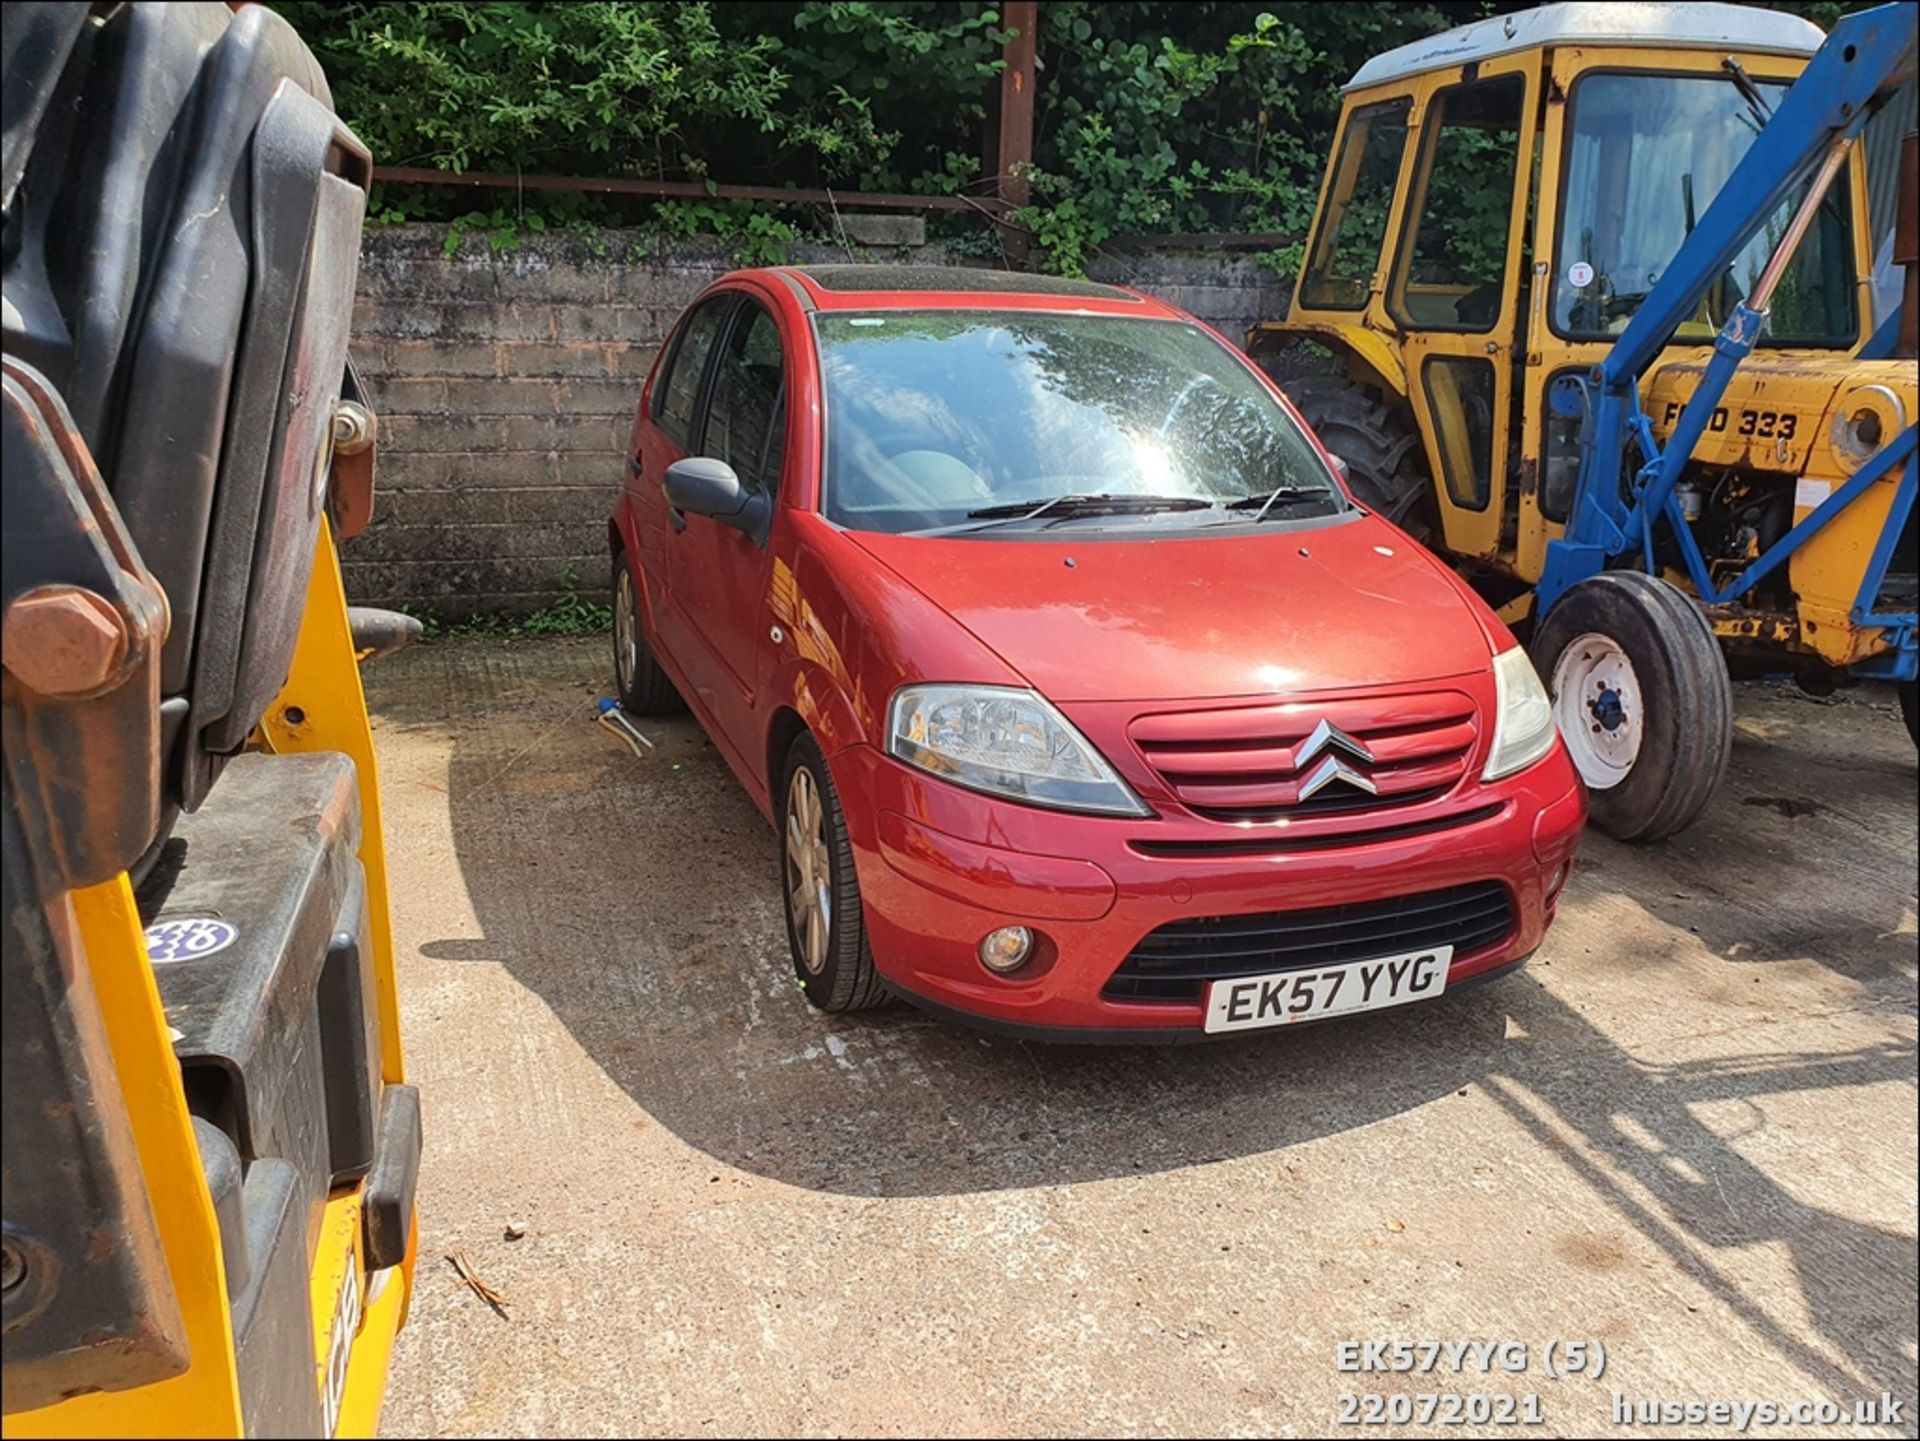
[1722,56,1774,129]
[963,492,1215,526]
[1225,486,1336,523]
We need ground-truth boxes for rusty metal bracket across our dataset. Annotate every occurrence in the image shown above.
[1,358,170,893]
[327,360,378,541]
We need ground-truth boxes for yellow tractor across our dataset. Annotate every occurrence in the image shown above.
[3,2,419,1433]
[1251,0,1918,840]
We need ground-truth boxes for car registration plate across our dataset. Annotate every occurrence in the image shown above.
[1203,946,1452,1034]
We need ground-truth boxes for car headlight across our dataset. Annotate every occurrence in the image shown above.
[1483,646,1557,782]
[887,683,1152,816]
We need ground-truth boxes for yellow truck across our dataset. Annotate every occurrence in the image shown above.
[2,2,418,1433]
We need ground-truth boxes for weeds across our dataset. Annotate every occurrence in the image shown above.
[400,564,612,641]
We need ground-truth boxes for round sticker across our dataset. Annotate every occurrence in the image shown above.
[145,916,238,963]
[1568,261,1595,289]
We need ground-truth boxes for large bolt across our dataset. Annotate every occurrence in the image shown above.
[2,585,130,697]
[331,400,376,455]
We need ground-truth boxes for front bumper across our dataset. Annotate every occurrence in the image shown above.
[830,742,1586,1037]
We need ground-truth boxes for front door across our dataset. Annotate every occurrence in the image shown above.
[665,296,787,761]
[1391,59,1539,563]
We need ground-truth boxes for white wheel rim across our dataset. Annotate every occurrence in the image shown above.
[614,567,637,692]
[784,768,833,974]
[1551,631,1643,791]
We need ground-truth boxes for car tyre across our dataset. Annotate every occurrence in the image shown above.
[1900,680,1917,748]
[779,733,889,1012]
[612,549,682,715]
[1533,571,1732,843]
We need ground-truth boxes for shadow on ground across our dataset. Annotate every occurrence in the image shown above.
[374,639,1918,1411]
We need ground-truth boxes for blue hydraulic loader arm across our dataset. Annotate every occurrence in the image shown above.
[1536,1,1920,683]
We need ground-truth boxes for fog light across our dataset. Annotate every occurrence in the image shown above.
[978,925,1034,974]
[1547,862,1571,902]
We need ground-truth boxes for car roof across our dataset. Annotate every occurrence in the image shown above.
[772,263,1172,317]
[1345,1,1824,92]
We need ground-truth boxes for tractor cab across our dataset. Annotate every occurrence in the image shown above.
[1257,1,1875,567]
[1253,1,1918,841]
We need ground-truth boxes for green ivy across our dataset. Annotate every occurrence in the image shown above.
[288,1,1869,275]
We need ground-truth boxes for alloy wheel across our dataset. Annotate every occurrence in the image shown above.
[614,565,638,694]
[784,767,833,974]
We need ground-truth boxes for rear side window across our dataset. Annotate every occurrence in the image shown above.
[654,297,731,443]
[703,302,786,494]
[1299,98,1411,312]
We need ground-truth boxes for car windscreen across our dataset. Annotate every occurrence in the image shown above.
[813,310,1345,536]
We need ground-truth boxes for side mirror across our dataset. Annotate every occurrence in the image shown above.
[1327,453,1351,485]
[663,457,770,542]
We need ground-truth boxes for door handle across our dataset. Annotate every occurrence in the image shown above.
[638,455,689,531]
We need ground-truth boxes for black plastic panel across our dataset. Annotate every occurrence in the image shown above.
[363,1085,422,1273]
[0,2,86,212]
[318,868,381,1184]
[137,752,363,1259]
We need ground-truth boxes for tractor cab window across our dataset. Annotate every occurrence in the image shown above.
[1390,75,1527,332]
[1300,98,1411,311]
[1553,71,1858,346]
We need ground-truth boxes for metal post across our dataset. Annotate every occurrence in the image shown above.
[997,0,1038,263]
[1746,133,1851,313]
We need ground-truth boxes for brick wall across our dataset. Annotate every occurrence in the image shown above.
[345,227,1292,617]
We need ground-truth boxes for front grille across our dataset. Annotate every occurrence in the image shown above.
[1129,803,1504,858]
[1103,880,1515,1002]
[1130,691,1478,822]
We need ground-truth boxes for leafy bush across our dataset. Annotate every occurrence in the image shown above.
[287,1,1863,275]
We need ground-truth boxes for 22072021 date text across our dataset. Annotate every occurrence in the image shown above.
[1337,1393,1546,1426]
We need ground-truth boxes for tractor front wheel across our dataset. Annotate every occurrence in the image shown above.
[1533,572,1733,843]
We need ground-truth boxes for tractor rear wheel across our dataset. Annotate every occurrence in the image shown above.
[1277,375,1437,544]
[1533,572,1733,843]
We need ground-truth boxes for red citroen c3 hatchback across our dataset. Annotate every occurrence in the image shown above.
[609,266,1584,1040]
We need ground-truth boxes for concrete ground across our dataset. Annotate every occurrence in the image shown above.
[368,637,1917,1438]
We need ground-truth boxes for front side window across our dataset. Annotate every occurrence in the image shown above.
[1553,71,1857,345]
[655,296,731,441]
[1391,75,1526,332]
[814,312,1345,537]
[703,302,786,493]
[1300,98,1412,311]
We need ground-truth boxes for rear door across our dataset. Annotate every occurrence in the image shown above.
[663,295,789,759]
[632,293,734,682]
